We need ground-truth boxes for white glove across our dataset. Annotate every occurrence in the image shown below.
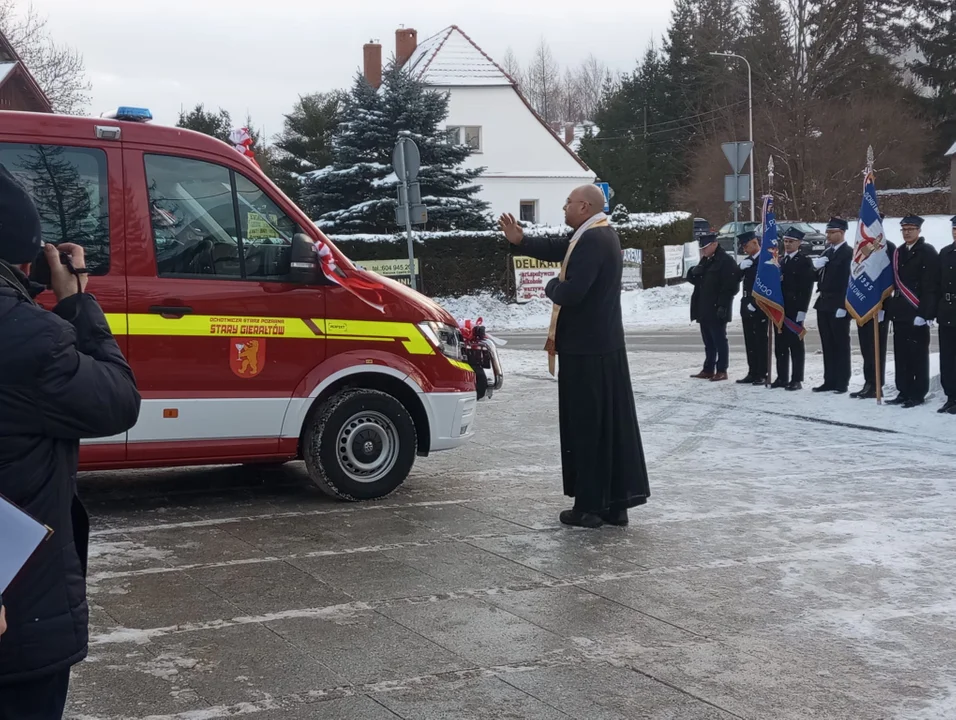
[835,309,847,319]
[796,311,806,323]
[745,304,756,312]
[914,317,927,327]
[812,257,829,270]
[878,310,885,323]
[739,258,753,270]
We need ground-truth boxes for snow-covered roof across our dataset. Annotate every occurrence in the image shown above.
[0,61,17,85]
[946,141,956,157]
[405,26,514,87]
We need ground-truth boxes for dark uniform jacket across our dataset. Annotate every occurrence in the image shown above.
[814,242,853,312]
[0,263,141,685]
[781,252,816,320]
[688,247,740,324]
[938,244,956,327]
[738,254,761,315]
[887,238,940,324]
[519,225,626,355]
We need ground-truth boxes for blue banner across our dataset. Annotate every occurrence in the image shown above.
[846,173,894,324]
[753,195,785,331]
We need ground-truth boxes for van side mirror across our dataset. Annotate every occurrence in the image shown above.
[290,233,319,283]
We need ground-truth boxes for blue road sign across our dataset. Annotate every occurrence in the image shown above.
[595,182,611,213]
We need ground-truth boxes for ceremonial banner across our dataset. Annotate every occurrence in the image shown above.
[847,172,894,324]
[753,195,785,330]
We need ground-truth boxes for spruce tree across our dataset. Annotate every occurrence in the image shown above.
[272,92,344,202]
[911,0,956,179]
[177,104,232,143]
[302,64,490,234]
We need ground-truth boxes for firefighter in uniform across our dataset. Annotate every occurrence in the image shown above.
[773,227,816,391]
[936,216,956,415]
[886,215,940,408]
[735,231,769,385]
[852,215,896,400]
[812,218,854,394]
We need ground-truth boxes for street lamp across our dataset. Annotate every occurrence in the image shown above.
[710,51,754,222]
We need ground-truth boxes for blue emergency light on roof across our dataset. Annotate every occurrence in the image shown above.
[100,106,153,122]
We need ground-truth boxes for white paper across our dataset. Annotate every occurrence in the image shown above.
[0,495,50,593]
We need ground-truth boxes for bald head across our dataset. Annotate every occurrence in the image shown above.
[564,184,607,229]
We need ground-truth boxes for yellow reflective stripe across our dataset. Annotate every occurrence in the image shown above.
[106,314,435,355]
[104,313,128,335]
[447,358,475,373]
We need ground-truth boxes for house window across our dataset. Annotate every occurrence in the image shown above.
[464,126,482,152]
[446,126,461,144]
[519,200,537,224]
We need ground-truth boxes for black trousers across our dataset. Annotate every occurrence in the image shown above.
[858,317,890,388]
[893,321,931,402]
[700,321,730,373]
[741,310,769,379]
[775,326,806,383]
[817,310,852,390]
[941,326,956,402]
[0,669,70,720]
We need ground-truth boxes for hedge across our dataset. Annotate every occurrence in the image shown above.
[329,213,693,298]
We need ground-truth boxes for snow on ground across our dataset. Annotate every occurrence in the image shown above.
[437,284,695,331]
[810,215,954,251]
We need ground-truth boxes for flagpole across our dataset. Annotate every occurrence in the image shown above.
[766,156,775,389]
[865,146,883,407]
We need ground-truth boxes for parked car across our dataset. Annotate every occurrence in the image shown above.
[776,221,826,257]
[693,217,712,241]
[716,221,760,255]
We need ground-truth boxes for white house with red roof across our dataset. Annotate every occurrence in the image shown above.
[0,29,52,113]
[363,26,596,226]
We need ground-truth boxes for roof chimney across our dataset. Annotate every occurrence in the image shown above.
[565,124,575,145]
[363,41,382,89]
[396,28,418,67]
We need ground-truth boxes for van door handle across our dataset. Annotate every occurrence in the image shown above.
[149,305,193,319]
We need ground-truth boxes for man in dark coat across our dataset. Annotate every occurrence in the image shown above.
[938,216,956,415]
[688,233,740,382]
[852,223,897,401]
[735,231,769,385]
[886,215,941,408]
[773,227,816,391]
[0,166,141,718]
[499,185,649,529]
[812,217,854,394]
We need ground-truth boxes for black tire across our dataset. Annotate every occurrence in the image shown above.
[303,388,417,501]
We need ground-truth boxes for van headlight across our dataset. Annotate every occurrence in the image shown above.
[418,321,463,360]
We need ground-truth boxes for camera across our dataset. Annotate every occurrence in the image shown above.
[29,245,71,289]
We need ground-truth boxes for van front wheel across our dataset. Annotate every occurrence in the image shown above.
[304,389,417,501]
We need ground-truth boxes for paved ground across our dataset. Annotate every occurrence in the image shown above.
[70,343,956,720]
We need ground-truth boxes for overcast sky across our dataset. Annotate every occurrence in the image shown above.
[25,0,674,139]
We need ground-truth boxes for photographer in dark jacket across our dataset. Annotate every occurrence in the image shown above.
[688,233,740,382]
[0,165,141,719]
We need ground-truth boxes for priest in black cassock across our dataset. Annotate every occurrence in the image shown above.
[499,185,650,529]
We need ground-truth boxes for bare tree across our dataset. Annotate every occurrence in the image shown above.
[577,53,608,120]
[525,39,561,123]
[558,68,584,124]
[501,47,524,88]
[0,1,91,114]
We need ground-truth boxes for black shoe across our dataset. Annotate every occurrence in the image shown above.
[786,381,802,391]
[736,375,756,384]
[886,396,908,406]
[939,399,956,414]
[752,377,769,386]
[559,509,604,528]
[601,509,629,527]
[902,398,925,409]
[832,387,849,395]
[850,383,874,399]
[771,378,789,389]
[949,404,956,416]
[812,384,833,393]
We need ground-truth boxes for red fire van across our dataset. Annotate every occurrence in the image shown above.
[0,108,485,500]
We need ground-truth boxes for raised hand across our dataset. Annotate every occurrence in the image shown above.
[498,214,524,246]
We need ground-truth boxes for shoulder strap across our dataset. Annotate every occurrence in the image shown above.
[0,263,37,306]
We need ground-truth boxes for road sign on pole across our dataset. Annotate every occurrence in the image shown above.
[722,142,753,174]
[724,174,750,203]
[595,182,611,213]
[393,136,425,291]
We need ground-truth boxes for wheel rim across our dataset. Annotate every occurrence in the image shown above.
[336,411,400,484]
